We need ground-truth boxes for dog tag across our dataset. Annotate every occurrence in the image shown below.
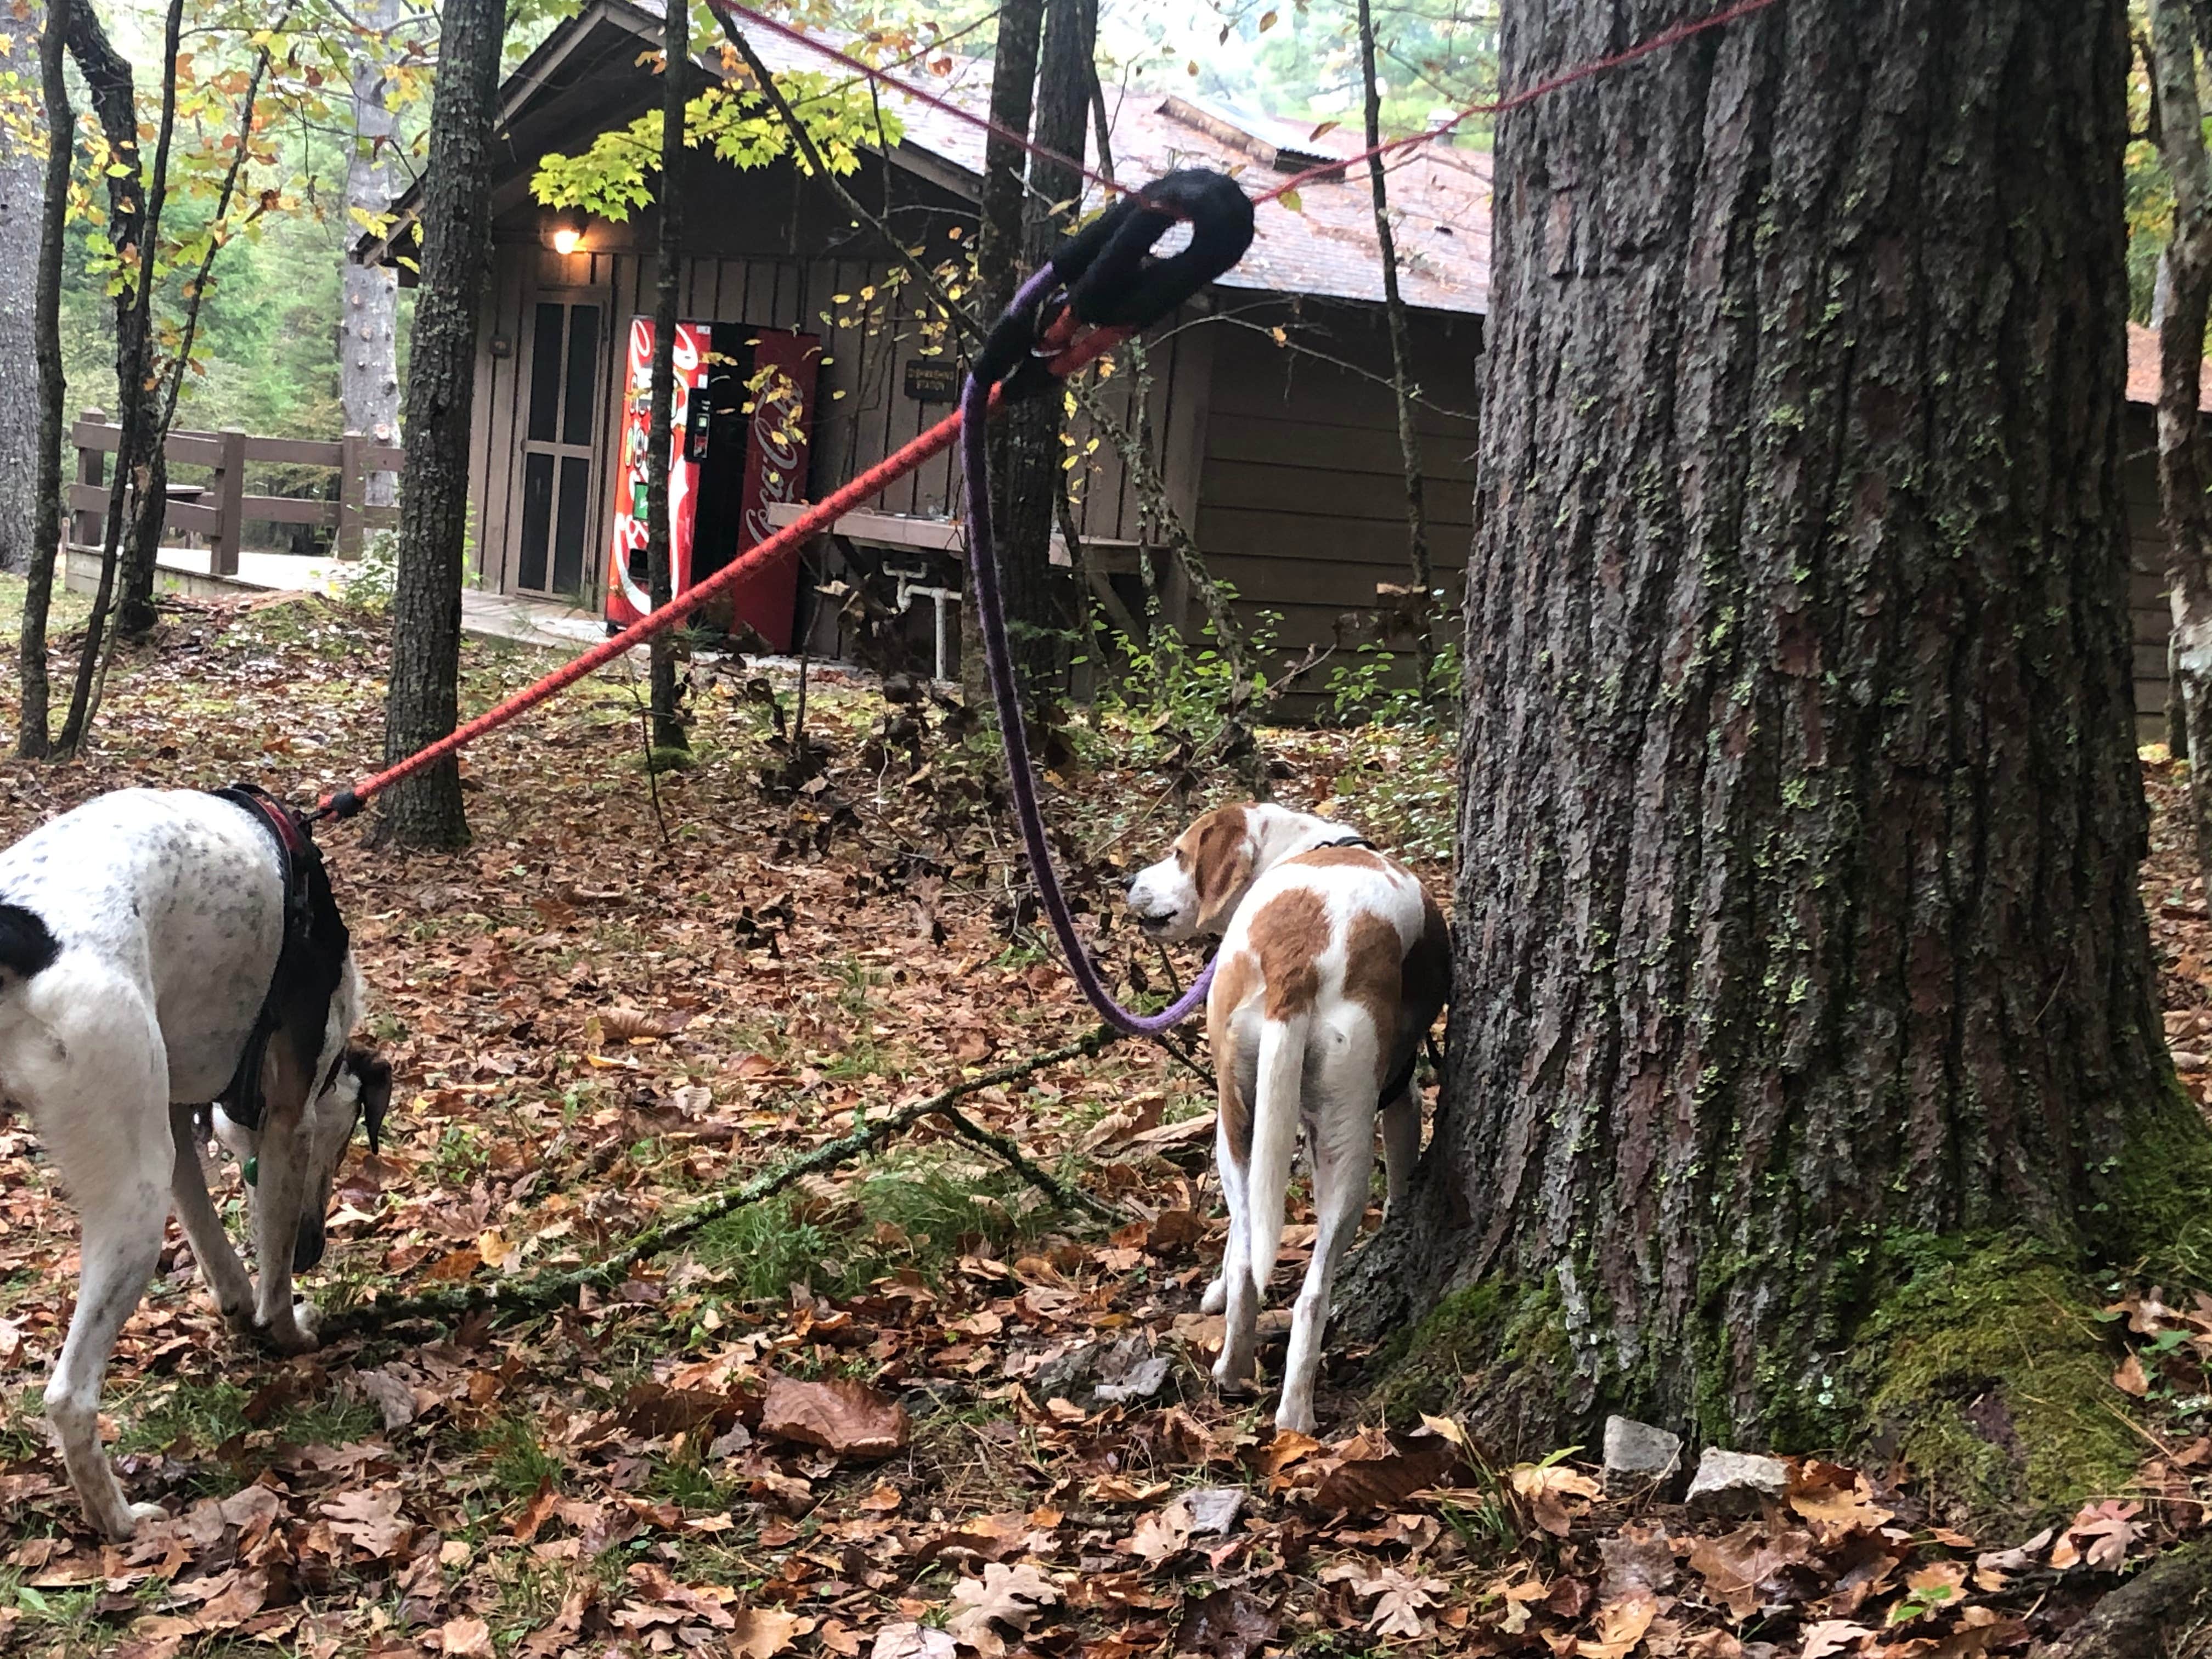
[243,1155,258,1187]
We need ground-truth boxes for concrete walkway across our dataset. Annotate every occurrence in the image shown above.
[100,544,613,652]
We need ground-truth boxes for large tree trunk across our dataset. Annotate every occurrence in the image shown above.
[644,0,688,755]
[374,0,503,851]
[15,0,69,760]
[966,0,1043,710]
[0,0,44,577]
[343,0,404,510]
[1359,0,2190,1457]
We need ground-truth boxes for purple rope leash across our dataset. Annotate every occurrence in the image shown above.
[962,263,1216,1037]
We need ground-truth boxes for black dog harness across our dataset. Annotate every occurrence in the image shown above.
[210,785,351,1132]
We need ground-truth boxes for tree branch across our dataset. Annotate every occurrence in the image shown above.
[319,1027,1122,1336]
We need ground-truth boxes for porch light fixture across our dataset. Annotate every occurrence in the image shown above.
[551,223,585,256]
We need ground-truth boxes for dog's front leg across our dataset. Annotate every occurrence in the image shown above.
[245,1117,320,1353]
[167,1104,255,1333]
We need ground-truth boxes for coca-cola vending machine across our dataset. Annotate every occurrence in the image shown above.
[605,319,819,650]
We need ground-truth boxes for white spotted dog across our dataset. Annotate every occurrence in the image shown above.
[1127,803,1446,1434]
[0,788,388,1540]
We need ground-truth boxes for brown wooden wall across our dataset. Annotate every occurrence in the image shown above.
[1192,300,1481,704]
[467,150,1211,608]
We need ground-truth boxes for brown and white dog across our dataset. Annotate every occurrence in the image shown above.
[1127,803,1446,1432]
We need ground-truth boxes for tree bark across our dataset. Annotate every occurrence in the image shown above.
[983,0,1088,716]
[645,0,689,755]
[1358,0,2184,1452]
[0,0,44,577]
[964,0,1043,711]
[1355,0,1435,683]
[374,0,503,851]
[343,0,405,510]
[2151,0,2212,887]
[15,0,69,761]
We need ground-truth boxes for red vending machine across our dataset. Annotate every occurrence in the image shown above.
[605,319,819,649]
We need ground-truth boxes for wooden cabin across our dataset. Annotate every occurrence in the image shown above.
[360,0,1486,702]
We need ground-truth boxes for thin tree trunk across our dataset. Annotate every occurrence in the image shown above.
[0,0,45,577]
[2152,0,2212,887]
[374,0,503,850]
[343,0,404,510]
[58,0,182,753]
[1355,0,1435,685]
[1352,0,2183,1460]
[964,0,1043,712]
[645,0,689,756]
[15,0,69,760]
[983,0,1088,718]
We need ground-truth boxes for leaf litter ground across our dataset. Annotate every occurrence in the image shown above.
[0,585,2206,1659]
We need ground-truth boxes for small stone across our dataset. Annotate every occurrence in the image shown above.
[1684,1448,1791,1519]
[1178,1487,1246,1537]
[1601,1415,1682,1492]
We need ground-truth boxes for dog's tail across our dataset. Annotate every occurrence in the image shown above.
[1245,1010,1310,1304]
[0,903,58,991]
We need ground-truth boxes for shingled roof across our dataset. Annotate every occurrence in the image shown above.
[494,0,1491,318]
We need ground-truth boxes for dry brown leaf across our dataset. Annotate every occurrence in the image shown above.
[436,1617,494,1658]
[320,1487,409,1559]
[870,1624,956,1659]
[729,1606,805,1658]
[2113,1351,2151,1397]
[1798,1621,1872,1658]
[1510,1460,1602,1536]
[1787,1462,1894,1534]
[760,1376,910,1458]
[1355,1566,1451,1639]
[1310,1430,1465,1512]
[1575,1589,1657,1658]
[946,1561,1059,1658]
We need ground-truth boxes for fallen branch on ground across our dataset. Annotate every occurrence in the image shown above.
[320,1026,1123,1338]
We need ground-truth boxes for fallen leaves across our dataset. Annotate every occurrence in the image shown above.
[759,1376,911,1458]
[946,1561,1060,1657]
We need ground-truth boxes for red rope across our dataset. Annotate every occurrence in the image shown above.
[317,325,1128,817]
[1256,0,1788,206]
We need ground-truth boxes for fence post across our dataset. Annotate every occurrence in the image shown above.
[212,428,247,577]
[338,431,366,561]
[72,408,106,549]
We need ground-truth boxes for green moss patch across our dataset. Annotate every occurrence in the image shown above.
[1847,1235,2140,1529]
[1369,1276,1569,1438]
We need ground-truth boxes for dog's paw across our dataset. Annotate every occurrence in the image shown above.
[1273,1402,1319,1437]
[255,1303,323,1355]
[1211,1351,1256,1391]
[114,1500,168,1539]
[1200,1277,1226,1316]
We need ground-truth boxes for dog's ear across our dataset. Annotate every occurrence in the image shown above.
[355,1051,392,1153]
[1189,806,1256,936]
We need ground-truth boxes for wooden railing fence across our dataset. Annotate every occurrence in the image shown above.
[67,410,405,574]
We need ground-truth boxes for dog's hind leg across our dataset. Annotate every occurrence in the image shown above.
[36,991,173,1539]
[167,1103,253,1333]
[1274,1020,1381,1436]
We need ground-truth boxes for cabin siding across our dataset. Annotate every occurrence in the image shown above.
[1192,301,1481,700]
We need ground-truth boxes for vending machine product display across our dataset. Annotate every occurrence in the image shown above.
[605,319,819,649]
